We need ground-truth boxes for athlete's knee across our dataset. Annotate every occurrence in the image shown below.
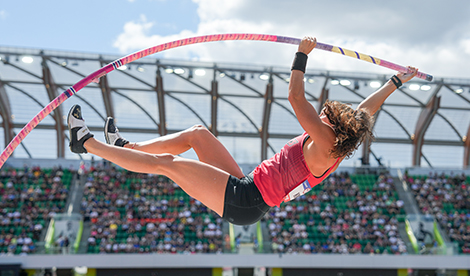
[189,124,208,133]
[188,124,211,142]
[149,153,177,172]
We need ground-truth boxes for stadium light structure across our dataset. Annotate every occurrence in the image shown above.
[408,84,420,91]
[195,69,206,76]
[21,56,34,63]
[0,45,469,168]
[454,88,464,94]
[259,73,269,81]
[340,79,351,86]
[369,81,381,88]
[420,85,431,91]
[174,68,185,75]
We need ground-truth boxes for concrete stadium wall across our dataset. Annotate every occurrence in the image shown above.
[0,254,469,270]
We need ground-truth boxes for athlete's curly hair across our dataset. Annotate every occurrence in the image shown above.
[322,100,375,159]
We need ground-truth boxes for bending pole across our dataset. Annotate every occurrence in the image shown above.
[0,33,432,168]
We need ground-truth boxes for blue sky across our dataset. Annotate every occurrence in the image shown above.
[1,0,469,78]
[0,0,199,54]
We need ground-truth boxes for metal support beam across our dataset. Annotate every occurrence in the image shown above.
[99,76,114,118]
[210,70,218,136]
[361,112,381,166]
[156,67,167,136]
[361,138,371,166]
[41,56,65,158]
[412,94,441,166]
[261,74,274,161]
[0,79,14,148]
[317,77,330,113]
[99,58,114,119]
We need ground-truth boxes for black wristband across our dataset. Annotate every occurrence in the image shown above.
[390,75,402,89]
[291,52,308,73]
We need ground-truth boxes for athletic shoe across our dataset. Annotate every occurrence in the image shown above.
[104,117,129,147]
[68,104,94,154]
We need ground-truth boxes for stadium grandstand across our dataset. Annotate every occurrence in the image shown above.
[0,46,469,276]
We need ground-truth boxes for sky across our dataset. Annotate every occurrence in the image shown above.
[1,0,469,79]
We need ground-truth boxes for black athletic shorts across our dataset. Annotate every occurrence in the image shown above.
[222,173,271,225]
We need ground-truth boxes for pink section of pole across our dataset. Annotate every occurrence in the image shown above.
[0,33,432,168]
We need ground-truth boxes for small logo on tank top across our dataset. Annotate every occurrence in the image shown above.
[287,138,299,147]
[283,179,311,202]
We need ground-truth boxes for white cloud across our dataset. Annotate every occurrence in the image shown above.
[113,14,191,55]
[0,10,7,20]
[113,0,470,79]
[113,15,156,53]
[462,38,470,55]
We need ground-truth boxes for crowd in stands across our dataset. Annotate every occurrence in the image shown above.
[3,160,469,257]
[80,165,410,255]
[264,172,407,255]
[405,172,470,254]
[0,166,70,255]
[81,165,224,254]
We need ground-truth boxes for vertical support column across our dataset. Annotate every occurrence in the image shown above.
[261,73,274,161]
[99,57,114,119]
[412,94,440,166]
[361,137,371,165]
[317,76,329,113]
[98,76,114,118]
[156,66,167,136]
[41,56,65,158]
[210,69,219,136]
[0,79,14,148]
[361,112,379,166]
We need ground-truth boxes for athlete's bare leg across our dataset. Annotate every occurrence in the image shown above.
[69,105,240,216]
[84,138,229,216]
[123,125,244,179]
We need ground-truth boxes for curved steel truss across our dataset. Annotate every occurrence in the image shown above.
[0,47,469,168]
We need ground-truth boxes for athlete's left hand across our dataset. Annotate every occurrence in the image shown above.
[397,66,418,83]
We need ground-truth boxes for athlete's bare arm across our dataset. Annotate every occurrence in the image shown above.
[357,67,418,116]
[288,37,336,152]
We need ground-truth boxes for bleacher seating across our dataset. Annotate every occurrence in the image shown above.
[80,166,224,254]
[7,163,469,256]
[264,172,407,254]
[0,166,71,255]
[405,172,470,254]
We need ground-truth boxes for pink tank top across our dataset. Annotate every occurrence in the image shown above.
[253,132,340,207]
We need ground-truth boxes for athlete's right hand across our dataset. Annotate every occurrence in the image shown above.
[298,36,317,55]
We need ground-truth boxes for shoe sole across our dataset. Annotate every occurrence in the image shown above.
[104,117,111,144]
[67,104,78,150]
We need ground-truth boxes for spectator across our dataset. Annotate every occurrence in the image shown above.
[406,172,470,254]
[81,166,224,254]
[0,166,70,254]
[264,172,407,254]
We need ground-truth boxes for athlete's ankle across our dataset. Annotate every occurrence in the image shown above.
[126,142,137,149]
[83,137,94,150]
